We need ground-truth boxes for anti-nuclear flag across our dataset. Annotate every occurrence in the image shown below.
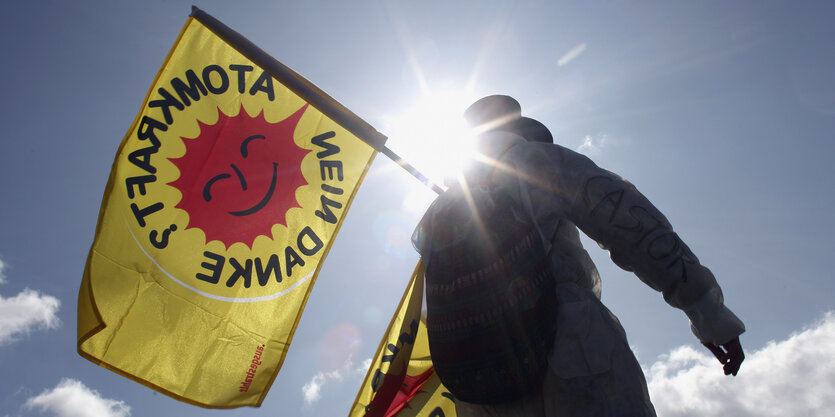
[78,7,386,408]
[350,262,457,417]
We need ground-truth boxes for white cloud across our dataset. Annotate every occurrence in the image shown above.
[302,356,371,406]
[302,370,340,406]
[0,288,60,345]
[646,311,835,417]
[360,358,372,372]
[576,134,611,156]
[558,43,587,67]
[23,379,130,417]
[575,133,631,156]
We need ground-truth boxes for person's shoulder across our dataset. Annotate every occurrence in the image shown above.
[505,141,577,161]
[505,142,602,180]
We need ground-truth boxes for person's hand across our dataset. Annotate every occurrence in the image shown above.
[702,337,744,376]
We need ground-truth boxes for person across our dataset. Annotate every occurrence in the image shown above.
[412,95,745,417]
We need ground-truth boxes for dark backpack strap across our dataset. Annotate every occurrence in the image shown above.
[423,182,559,403]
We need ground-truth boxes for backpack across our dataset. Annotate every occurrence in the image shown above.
[420,179,557,404]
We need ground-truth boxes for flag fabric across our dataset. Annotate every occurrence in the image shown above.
[350,262,457,417]
[78,7,385,408]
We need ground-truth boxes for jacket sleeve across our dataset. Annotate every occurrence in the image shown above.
[507,143,745,345]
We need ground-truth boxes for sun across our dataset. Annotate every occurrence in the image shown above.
[169,105,310,249]
[384,90,479,188]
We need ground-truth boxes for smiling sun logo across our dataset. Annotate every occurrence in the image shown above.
[169,105,311,248]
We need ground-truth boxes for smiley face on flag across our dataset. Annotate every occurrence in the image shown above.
[170,104,311,249]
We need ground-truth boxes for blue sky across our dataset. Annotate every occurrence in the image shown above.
[1,1,834,416]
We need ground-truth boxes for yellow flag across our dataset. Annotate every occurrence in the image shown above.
[350,262,457,417]
[78,7,385,408]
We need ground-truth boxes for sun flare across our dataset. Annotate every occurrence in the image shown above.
[384,90,479,188]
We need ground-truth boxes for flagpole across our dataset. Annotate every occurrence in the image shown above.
[191,7,444,197]
[381,147,445,195]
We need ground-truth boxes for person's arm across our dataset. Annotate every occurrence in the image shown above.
[509,143,745,374]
